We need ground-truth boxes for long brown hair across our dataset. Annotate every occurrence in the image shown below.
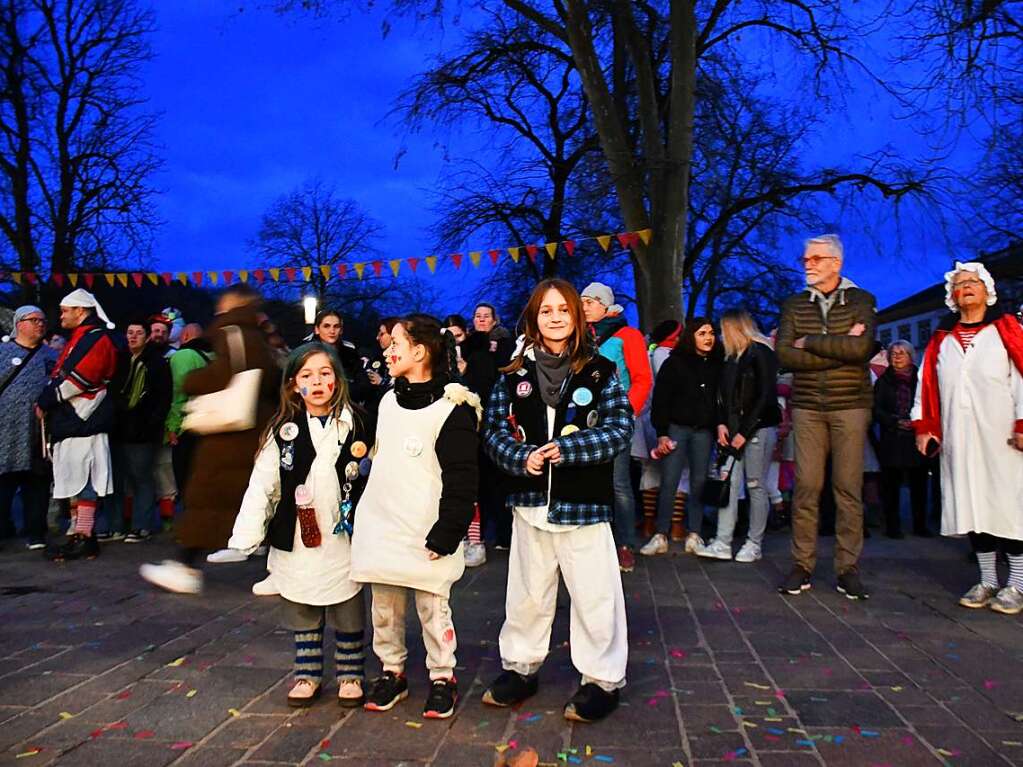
[259,342,355,449]
[503,278,592,375]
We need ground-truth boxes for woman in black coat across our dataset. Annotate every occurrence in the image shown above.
[873,341,931,538]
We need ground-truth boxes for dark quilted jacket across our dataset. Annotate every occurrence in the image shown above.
[775,281,877,411]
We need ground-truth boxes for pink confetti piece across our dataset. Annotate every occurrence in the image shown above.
[170,742,192,751]
[508,739,518,749]
[901,737,915,746]
[106,722,129,730]
[670,649,686,659]
[134,730,155,740]
[115,690,132,700]
[984,679,998,689]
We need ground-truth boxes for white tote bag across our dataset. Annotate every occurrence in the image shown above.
[182,325,263,435]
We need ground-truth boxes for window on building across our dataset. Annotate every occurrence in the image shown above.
[897,324,911,342]
[879,327,893,348]
[917,319,932,349]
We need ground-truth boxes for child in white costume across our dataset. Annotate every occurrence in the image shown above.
[351,314,480,720]
[227,343,373,708]
[481,279,633,723]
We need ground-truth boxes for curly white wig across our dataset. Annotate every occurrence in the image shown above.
[944,261,997,312]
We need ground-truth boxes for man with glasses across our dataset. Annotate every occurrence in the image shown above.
[776,234,877,600]
[0,307,58,550]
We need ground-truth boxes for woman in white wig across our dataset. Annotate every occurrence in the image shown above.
[912,262,1023,614]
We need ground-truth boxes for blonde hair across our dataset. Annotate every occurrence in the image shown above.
[720,309,770,360]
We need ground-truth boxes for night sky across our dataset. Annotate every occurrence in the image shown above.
[143,2,979,318]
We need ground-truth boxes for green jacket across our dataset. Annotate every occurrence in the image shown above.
[776,278,877,412]
[165,345,213,437]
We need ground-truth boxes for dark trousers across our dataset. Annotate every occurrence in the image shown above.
[172,433,199,494]
[970,532,1023,556]
[478,449,511,546]
[0,470,51,543]
[880,466,929,535]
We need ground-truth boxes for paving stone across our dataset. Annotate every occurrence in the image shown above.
[784,691,903,727]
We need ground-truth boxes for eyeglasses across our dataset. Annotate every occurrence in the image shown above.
[952,279,983,289]
[17,317,45,325]
[801,255,837,268]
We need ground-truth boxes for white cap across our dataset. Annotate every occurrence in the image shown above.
[60,289,115,330]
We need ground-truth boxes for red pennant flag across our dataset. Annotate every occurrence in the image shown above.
[252,269,265,285]
[488,249,500,265]
[336,263,347,280]
[132,273,144,288]
[24,272,37,284]
[84,273,95,289]
[563,240,576,257]
[52,273,64,287]
[192,271,203,285]
[223,270,234,285]
[451,253,463,270]
[407,257,419,273]
[284,267,296,283]
[371,260,383,277]
[161,273,172,285]
[525,244,539,263]
[617,232,640,250]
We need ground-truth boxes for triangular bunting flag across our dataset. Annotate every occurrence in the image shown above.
[469,251,482,268]
[238,270,249,283]
[131,272,143,287]
[24,272,36,284]
[320,265,331,281]
[117,273,128,287]
[192,272,203,285]
[69,274,79,287]
[544,242,558,259]
[525,244,539,263]
[563,240,576,257]
[208,272,219,285]
[147,273,159,285]
[284,267,296,283]
[488,249,500,265]
[596,235,612,252]
[371,260,383,277]
[84,274,95,289]
[52,273,64,287]
[104,273,115,286]
[451,253,463,270]
[269,268,280,282]
[222,270,234,284]
[426,256,437,273]
[407,257,419,273]
[616,232,633,250]
[161,272,172,285]
[389,259,401,277]
[336,264,347,280]
[508,247,521,263]
[637,228,653,245]
[354,262,366,280]
[177,273,188,285]
[253,269,265,285]
[301,266,312,282]
[11,272,22,285]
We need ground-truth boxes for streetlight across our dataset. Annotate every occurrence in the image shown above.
[303,295,318,325]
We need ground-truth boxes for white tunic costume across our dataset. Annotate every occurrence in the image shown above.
[912,325,1023,539]
[228,409,361,606]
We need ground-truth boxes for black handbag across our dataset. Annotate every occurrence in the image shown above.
[701,449,737,508]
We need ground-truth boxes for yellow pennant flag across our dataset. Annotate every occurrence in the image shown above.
[596,235,612,252]
[269,268,281,282]
[117,273,128,287]
[239,270,249,283]
[354,262,366,280]
[508,247,521,263]
[147,273,159,285]
[10,272,21,284]
[208,272,219,285]
[389,259,401,277]
[544,242,558,259]
[301,266,312,281]
[319,265,331,281]
[104,273,114,286]
[177,273,188,285]
[637,228,653,245]
[68,274,78,287]
[469,251,482,268]
[425,256,438,273]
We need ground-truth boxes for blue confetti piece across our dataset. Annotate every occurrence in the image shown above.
[834,736,845,745]
[736,748,748,756]
[860,730,879,737]
[568,757,582,765]
[767,728,785,735]
[797,739,815,748]
[594,758,614,764]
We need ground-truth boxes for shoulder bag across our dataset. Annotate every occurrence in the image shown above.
[181,325,262,434]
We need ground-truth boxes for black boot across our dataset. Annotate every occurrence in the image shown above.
[49,534,99,561]
[563,683,619,723]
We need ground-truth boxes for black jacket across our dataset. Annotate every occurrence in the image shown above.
[112,343,172,444]
[460,329,514,407]
[718,342,781,440]
[873,366,922,470]
[651,349,722,436]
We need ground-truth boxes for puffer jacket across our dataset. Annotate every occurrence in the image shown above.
[776,278,877,411]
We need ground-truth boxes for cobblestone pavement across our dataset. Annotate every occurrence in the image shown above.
[1,531,1022,767]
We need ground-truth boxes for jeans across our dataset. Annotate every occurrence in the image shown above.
[880,465,928,535]
[655,425,713,535]
[0,470,51,543]
[110,442,158,533]
[612,450,637,548]
[714,428,777,547]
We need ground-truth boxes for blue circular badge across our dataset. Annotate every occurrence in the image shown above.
[358,458,372,476]
[571,388,593,407]
[565,405,577,423]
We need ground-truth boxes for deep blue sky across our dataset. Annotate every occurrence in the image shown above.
[143,2,976,315]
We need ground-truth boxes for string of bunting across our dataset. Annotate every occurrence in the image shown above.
[0,229,652,288]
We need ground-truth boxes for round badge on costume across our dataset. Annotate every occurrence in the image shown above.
[586,410,599,428]
[359,458,372,476]
[516,381,533,398]
[565,405,577,423]
[403,436,424,457]
[350,440,367,458]
[372,361,381,369]
[345,461,360,481]
[571,388,593,406]
[279,422,299,441]
[560,424,580,436]
[10,357,21,367]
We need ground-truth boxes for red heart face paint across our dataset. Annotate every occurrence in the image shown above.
[327,382,334,392]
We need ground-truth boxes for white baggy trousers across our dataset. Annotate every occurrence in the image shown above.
[499,513,628,691]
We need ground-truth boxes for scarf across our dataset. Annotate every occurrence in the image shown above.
[591,315,627,346]
[533,345,571,409]
[893,366,914,419]
[394,374,449,410]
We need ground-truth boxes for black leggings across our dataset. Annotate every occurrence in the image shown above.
[969,533,1023,556]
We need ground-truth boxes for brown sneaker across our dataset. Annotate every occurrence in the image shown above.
[617,546,635,573]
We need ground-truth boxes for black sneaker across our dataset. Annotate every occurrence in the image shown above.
[836,569,869,600]
[363,671,408,711]
[481,670,539,707]
[563,683,619,723]
[423,678,457,719]
[778,566,811,595]
[124,529,151,544]
[49,534,99,561]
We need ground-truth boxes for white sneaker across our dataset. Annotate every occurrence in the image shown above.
[639,533,669,556]
[695,539,733,560]
[684,532,704,554]
[206,548,249,564]
[251,575,279,596]
[734,540,762,563]
[139,560,203,594]
[464,542,487,567]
